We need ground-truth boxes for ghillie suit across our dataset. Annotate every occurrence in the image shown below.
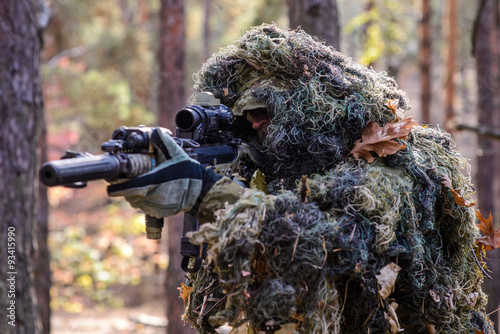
[182,24,496,334]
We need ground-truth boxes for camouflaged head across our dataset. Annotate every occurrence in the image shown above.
[193,23,410,178]
[231,77,290,116]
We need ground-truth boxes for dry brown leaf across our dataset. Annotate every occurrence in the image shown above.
[350,117,417,163]
[376,262,401,299]
[441,174,476,207]
[385,99,405,122]
[475,210,500,250]
[385,301,404,333]
[178,282,193,304]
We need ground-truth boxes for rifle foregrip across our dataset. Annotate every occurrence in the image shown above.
[39,154,153,186]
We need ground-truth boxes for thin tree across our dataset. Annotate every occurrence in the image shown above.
[444,0,457,133]
[419,0,432,125]
[472,0,500,331]
[158,1,195,333]
[494,0,500,236]
[287,0,341,49]
[473,0,496,232]
[0,1,50,333]
[203,0,211,60]
[361,0,375,68]
[158,0,186,129]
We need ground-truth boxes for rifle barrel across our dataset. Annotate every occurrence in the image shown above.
[39,154,153,186]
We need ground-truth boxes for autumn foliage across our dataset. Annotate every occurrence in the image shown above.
[440,173,500,251]
[475,210,500,251]
[349,99,417,163]
[349,116,417,162]
[441,174,476,207]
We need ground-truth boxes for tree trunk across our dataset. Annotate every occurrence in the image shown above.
[158,1,194,333]
[494,0,500,265]
[474,0,496,231]
[361,0,375,68]
[287,0,341,50]
[419,0,432,124]
[158,0,186,130]
[0,1,49,333]
[473,0,499,331]
[444,0,457,133]
[138,0,149,23]
[35,120,50,334]
[202,0,212,60]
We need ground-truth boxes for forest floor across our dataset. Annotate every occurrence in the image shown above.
[51,298,167,334]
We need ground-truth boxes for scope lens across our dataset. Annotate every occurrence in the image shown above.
[176,108,200,131]
[126,133,145,148]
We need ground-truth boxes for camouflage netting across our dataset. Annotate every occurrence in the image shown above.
[182,24,496,333]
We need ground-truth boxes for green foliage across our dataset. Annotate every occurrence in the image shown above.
[44,0,157,152]
[45,64,154,153]
[184,0,287,91]
[344,0,414,66]
[185,0,287,49]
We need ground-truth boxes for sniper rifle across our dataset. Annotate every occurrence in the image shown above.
[39,92,241,272]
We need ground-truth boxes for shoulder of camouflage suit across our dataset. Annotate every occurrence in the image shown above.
[196,141,265,223]
[196,177,243,223]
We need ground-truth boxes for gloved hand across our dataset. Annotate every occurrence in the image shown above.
[107,128,222,218]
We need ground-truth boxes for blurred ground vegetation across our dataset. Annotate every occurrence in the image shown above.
[47,182,168,313]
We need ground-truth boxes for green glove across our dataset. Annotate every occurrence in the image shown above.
[107,128,222,218]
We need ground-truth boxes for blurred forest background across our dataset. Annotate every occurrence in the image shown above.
[1,0,500,333]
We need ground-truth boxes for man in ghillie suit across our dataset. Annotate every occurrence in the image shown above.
[109,24,496,333]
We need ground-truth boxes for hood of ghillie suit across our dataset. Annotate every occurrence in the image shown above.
[185,24,496,334]
[193,23,410,179]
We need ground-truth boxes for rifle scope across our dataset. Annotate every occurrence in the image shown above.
[175,104,233,141]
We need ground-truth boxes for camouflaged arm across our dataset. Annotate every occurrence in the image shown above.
[196,176,244,223]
